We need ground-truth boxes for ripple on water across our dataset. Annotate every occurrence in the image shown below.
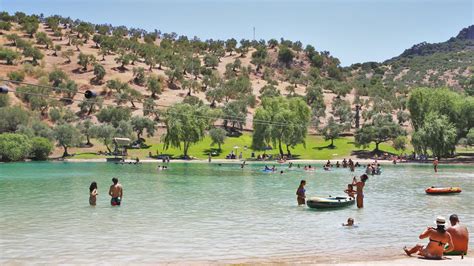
[0,162,473,263]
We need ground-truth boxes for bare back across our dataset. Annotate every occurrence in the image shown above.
[109,184,123,198]
[447,225,469,253]
[420,228,454,257]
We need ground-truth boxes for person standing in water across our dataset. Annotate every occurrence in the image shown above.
[433,157,439,173]
[404,217,454,259]
[296,180,306,206]
[352,174,368,208]
[109,177,123,206]
[89,181,98,206]
[445,214,469,255]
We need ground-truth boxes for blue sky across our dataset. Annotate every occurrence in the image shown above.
[2,0,473,65]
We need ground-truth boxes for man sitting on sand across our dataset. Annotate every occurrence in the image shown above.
[109,177,123,206]
[445,214,469,255]
[404,216,454,259]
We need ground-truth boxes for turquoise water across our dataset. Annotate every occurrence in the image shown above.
[0,162,473,263]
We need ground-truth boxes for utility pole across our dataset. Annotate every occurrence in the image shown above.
[253,26,255,41]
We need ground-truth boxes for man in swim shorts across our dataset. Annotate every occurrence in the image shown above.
[109,177,123,206]
[445,214,469,255]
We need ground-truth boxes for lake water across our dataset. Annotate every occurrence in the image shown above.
[0,162,473,264]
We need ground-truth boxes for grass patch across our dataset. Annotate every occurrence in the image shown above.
[68,133,414,160]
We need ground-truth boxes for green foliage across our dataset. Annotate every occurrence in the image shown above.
[147,75,162,98]
[21,16,39,37]
[96,106,132,127]
[132,67,146,85]
[0,133,32,161]
[467,128,474,146]
[222,100,247,131]
[259,83,280,99]
[278,46,294,67]
[131,116,156,139]
[16,85,51,115]
[53,123,81,157]
[93,63,106,82]
[162,103,214,157]
[355,114,405,151]
[61,49,74,63]
[209,127,227,150]
[76,119,94,145]
[30,137,53,160]
[22,46,44,65]
[0,94,9,107]
[0,47,22,65]
[0,106,30,133]
[392,136,407,152]
[90,123,116,153]
[35,32,53,49]
[48,69,68,86]
[408,87,473,137]
[78,53,96,71]
[0,21,12,31]
[319,116,342,147]
[204,54,219,69]
[7,70,25,82]
[252,97,310,156]
[411,112,457,158]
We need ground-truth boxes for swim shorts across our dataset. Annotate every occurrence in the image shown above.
[111,197,121,206]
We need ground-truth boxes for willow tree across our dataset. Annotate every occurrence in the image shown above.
[252,97,310,156]
[162,103,215,158]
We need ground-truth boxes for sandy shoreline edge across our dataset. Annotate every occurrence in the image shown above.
[60,158,473,166]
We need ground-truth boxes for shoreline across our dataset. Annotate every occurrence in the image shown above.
[60,158,474,165]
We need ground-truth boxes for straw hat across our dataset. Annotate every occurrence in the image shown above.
[436,216,446,226]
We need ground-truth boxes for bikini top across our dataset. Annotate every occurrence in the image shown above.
[429,238,445,246]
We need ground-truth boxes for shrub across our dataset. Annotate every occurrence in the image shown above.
[0,94,9,107]
[30,137,53,160]
[0,133,32,161]
[7,70,25,82]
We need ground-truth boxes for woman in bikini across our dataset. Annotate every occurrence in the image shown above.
[404,216,454,259]
[296,180,306,206]
[89,181,98,206]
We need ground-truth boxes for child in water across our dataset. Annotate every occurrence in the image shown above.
[89,181,98,206]
[344,184,356,198]
[342,218,354,226]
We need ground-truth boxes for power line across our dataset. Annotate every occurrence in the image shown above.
[2,79,312,129]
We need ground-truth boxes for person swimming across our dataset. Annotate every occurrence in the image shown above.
[89,181,98,206]
[342,218,354,226]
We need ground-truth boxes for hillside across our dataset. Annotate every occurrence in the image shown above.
[349,25,474,92]
[0,12,472,161]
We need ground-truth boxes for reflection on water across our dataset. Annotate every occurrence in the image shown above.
[0,162,473,263]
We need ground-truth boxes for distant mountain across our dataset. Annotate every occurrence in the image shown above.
[388,25,474,61]
[350,25,474,91]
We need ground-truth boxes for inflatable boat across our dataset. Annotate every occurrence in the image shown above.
[425,187,462,195]
[306,196,355,209]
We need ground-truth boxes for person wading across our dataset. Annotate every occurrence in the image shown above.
[109,177,123,206]
[352,174,368,208]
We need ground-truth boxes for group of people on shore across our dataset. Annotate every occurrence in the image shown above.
[89,178,123,206]
[404,215,469,259]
